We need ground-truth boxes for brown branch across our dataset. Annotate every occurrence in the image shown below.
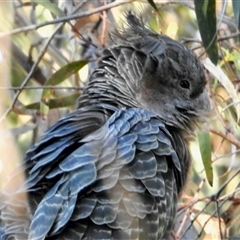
[210,128,240,148]
[0,23,63,123]
[0,0,131,122]
[0,86,84,90]
[0,0,133,38]
[100,0,108,47]
[10,42,47,85]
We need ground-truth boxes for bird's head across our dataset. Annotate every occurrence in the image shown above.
[80,12,210,135]
[108,13,211,133]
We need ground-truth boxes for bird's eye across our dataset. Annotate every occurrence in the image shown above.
[180,80,190,89]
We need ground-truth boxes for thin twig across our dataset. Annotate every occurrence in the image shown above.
[0,0,133,38]
[0,0,131,122]
[214,167,240,198]
[218,32,240,41]
[10,42,47,85]
[100,0,108,47]
[153,0,237,30]
[210,128,240,148]
[0,86,83,90]
[0,24,63,123]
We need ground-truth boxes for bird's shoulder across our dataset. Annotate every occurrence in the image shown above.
[24,107,179,191]
[25,107,188,239]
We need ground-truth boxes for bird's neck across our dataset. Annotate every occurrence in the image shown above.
[77,68,138,112]
[77,73,196,140]
[77,58,198,141]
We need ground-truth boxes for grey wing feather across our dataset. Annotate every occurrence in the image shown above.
[1,108,185,240]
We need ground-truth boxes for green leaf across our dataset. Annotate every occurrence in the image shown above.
[203,58,240,122]
[40,101,49,115]
[42,60,87,99]
[21,101,49,114]
[48,93,80,109]
[233,0,240,41]
[194,0,218,64]
[23,94,79,110]
[24,102,40,110]
[228,52,240,71]
[44,60,87,86]
[197,131,213,187]
[32,0,65,17]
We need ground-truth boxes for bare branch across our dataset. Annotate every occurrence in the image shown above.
[0,86,83,90]
[210,128,240,149]
[0,0,133,38]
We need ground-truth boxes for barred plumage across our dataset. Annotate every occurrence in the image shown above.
[0,13,210,240]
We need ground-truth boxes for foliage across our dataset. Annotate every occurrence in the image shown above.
[0,0,240,239]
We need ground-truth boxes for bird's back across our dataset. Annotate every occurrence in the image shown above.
[1,106,189,240]
[0,12,210,240]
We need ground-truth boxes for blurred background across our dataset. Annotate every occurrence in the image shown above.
[0,1,240,239]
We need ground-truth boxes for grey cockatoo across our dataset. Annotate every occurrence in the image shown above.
[0,12,210,240]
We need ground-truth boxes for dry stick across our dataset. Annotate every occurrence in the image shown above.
[100,0,108,47]
[0,86,84,90]
[176,192,239,238]
[178,185,240,238]
[176,178,205,239]
[0,23,63,123]
[0,0,132,38]
[0,0,132,122]
[207,71,240,149]
[153,0,237,30]
[215,168,240,199]
[210,128,240,149]
[213,149,240,162]
[0,1,90,122]
[215,199,224,239]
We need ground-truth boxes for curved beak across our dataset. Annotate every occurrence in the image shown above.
[196,90,211,113]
